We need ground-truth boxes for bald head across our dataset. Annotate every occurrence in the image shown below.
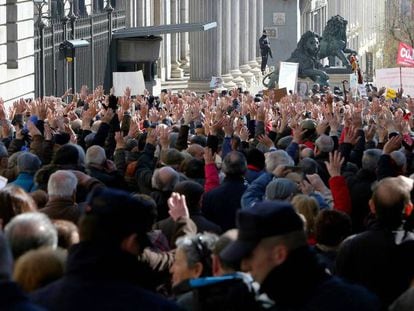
[152,166,180,192]
[371,176,412,229]
[187,144,205,161]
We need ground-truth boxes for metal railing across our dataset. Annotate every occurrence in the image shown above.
[34,7,126,97]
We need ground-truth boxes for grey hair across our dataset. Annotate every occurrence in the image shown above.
[362,149,383,171]
[47,170,78,198]
[4,212,58,259]
[391,150,407,168]
[265,150,294,173]
[221,151,247,177]
[175,233,218,270]
[315,135,334,153]
[151,166,180,191]
[85,145,107,166]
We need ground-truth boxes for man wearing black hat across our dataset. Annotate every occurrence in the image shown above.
[221,201,380,311]
[31,188,179,311]
[259,30,273,75]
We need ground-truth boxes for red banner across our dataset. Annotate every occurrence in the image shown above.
[397,42,414,67]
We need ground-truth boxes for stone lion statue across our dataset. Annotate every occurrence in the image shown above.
[319,15,357,68]
[263,31,329,89]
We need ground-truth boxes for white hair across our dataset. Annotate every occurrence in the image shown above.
[47,170,78,198]
[265,150,294,173]
[85,145,106,166]
[4,212,57,258]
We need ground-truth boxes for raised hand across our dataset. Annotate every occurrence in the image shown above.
[325,151,344,177]
[167,192,189,221]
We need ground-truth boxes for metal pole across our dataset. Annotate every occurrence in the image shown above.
[90,17,95,89]
[35,1,46,98]
[106,0,114,89]
[62,14,69,94]
[68,1,78,93]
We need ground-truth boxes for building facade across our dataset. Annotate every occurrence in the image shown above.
[0,0,36,104]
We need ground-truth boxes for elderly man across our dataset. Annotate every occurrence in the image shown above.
[221,201,380,311]
[4,212,58,259]
[151,166,180,221]
[0,231,45,310]
[40,170,81,224]
[85,145,125,189]
[336,176,414,309]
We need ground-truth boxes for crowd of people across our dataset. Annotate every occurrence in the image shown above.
[0,82,414,310]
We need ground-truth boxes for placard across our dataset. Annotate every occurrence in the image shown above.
[278,62,299,94]
[113,71,146,97]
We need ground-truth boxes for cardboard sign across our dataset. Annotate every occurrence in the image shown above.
[278,62,298,94]
[113,71,146,97]
[263,88,288,102]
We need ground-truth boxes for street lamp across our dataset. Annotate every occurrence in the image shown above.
[33,0,47,98]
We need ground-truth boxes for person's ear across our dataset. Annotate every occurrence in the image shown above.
[369,198,376,214]
[271,244,288,266]
[212,254,222,277]
[121,233,140,255]
[191,262,204,278]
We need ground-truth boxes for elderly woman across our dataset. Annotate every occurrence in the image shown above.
[170,232,218,310]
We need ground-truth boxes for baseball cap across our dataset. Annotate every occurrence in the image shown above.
[220,201,304,262]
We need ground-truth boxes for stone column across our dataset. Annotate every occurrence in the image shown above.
[221,0,236,88]
[239,0,254,86]
[137,0,145,26]
[248,0,261,83]
[179,0,190,75]
[229,0,244,87]
[158,0,171,80]
[256,0,263,64]
[170,0,183,78]
[188,0,222,92]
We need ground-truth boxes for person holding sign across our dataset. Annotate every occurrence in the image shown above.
[259,30,273,75]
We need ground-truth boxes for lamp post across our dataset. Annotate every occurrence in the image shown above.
[66,0,78,93]
[33,0,47,98]
[61,0,69,93]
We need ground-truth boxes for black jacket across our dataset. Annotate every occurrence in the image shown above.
[202,177,247,231]
[30,242,179,311]
[259,35,272,57]
[345,168,377,233]
[262,247,380,311]
[336,221,414,309]
[0,281,45,311]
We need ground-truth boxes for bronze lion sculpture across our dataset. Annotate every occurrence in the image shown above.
[319,15,357,68]
[263,31,329,89]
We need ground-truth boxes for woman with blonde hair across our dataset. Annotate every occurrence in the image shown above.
[291,194,319,245]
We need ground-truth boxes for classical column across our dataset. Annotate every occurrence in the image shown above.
[248,0,261,83]
[248,0,259,68]
[229,0,244,87]
[137,0,145,26]
[159,0,171,80]
[221,0,236,88]
[188,0,222,92]
[239,0,254,86]
[256,0,263,64]
[171,0,184,78]
[179,0,190,75]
